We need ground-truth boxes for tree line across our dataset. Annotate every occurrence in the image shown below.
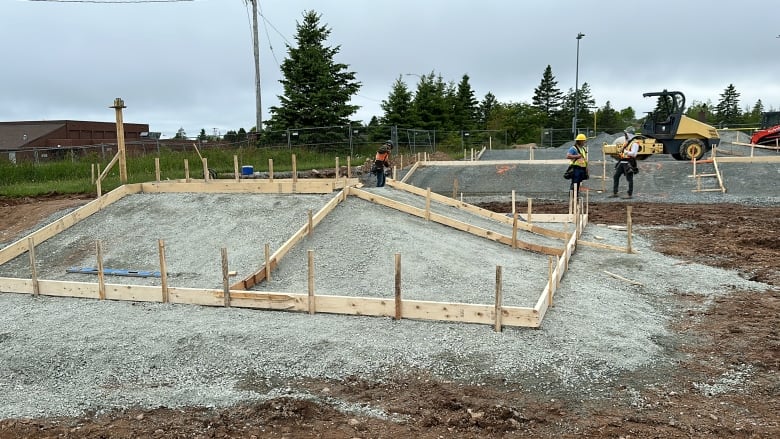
[214,10,774,147]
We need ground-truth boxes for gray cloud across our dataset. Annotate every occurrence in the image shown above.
[2,0,778,138]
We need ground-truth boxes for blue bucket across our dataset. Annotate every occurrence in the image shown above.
[241,165,254,176]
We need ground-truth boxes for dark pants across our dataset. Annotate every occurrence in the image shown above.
[375,169,386,187]
[613,163,634,195]
[570,166,588,193]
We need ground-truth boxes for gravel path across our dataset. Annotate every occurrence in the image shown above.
[0,188,768,419]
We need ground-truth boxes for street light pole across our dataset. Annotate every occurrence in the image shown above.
[573,32,585,136]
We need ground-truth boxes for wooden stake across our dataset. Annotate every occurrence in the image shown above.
[96,164,102,198]
[308,209,313,236]
[264,243,271,281]
[96,240,105,300]
[452,178,459,199]
[601,147,606,192]
[494,265,503,332]
[158,239,168,303]
[292,154,297,183]
[347,156,351,178]
[184,159,190,182]
[233,155,239,182]
[91,163,95,185]
[335,157,339,178]
[627,206,633,253]
[512,211,518,249]
[394,253,402,320]
[425,187,431,221]
[511,190,516,216]
[268,158,274,182]
[308,250,315,314]
[547,256,554,307]
[527,198,533,223]
[111,98,128,184]
[28,237,38,297]
[221,247,230,307]
[202,157,209,182]
[155,157,161,182]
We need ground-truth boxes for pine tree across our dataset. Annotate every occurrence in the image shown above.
[715,84,742,125]
[412,72,450,131]
[747,99,764,125]
[478,92,498,129]
[380,76,414,127]
[451,74,479,131]
[531,65,564,119]
[267,10,361,131]
[596,101,621,133]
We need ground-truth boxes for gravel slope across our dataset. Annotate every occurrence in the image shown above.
[0,188,768,419]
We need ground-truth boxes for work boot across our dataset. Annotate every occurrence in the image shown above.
[621,194,632,199]
[608,193,619,198]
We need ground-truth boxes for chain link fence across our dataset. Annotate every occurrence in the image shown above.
[0,125,510,164]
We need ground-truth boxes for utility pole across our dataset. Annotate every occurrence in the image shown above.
[573,33,585,136]
[250,0,262,135]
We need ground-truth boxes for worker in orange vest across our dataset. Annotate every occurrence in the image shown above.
[373,140,392,187]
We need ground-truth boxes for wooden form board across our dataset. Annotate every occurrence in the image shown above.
[0,176,594,329]
[387,180,569,239]
[419,159,570,166]
[0,184,137,265]
[349,187,563,256]
[714,156,780,163]
[0,278,541,327]
[140,178,358,194]
[231,189,347,290]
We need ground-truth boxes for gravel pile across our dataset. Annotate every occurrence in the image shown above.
[0,188,768,419]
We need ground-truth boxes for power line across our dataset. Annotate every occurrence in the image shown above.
[28,0,194,3]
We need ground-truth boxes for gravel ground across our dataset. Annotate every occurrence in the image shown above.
[0,187,768,419]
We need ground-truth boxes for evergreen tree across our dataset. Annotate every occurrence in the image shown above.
[747,99,764,125]
[412,72,450,131]
[451,74,479,131]
[531,65,564,120]
[237,128,248,142]
[267,10,361,130]
[714,84,742,125]
[574,82,596,132]
[478,92,498,129]
[596,101,621,133]
[198,129,207,141]
[380,76,414,127]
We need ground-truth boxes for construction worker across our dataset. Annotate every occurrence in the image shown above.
[373,142,392,187]
[566,133,589,194]
[611,127,640,198]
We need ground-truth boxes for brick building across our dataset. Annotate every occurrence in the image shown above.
[0,120,149,151]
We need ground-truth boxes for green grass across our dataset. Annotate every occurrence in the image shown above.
[0,145,447,198]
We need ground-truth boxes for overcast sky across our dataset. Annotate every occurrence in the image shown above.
[3,0,779,138]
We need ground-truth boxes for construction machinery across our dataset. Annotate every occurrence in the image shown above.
[750,111,780,146]
[603,90,719,161]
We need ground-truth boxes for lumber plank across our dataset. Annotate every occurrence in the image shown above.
[422,159,570,166]
[232,190,346,290]
[140,179,349,194]
[350,188,562,256]
[0,185,131,265]
[714,156,780,163]
[387,180,568,239]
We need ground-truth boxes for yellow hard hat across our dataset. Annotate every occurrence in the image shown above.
[575,134,587,141]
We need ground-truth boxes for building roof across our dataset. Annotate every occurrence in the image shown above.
[0,121,66,150]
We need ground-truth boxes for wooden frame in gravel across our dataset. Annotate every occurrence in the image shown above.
[0,177,590,330]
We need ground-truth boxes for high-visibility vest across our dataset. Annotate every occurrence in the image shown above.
[571,145,588,167]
